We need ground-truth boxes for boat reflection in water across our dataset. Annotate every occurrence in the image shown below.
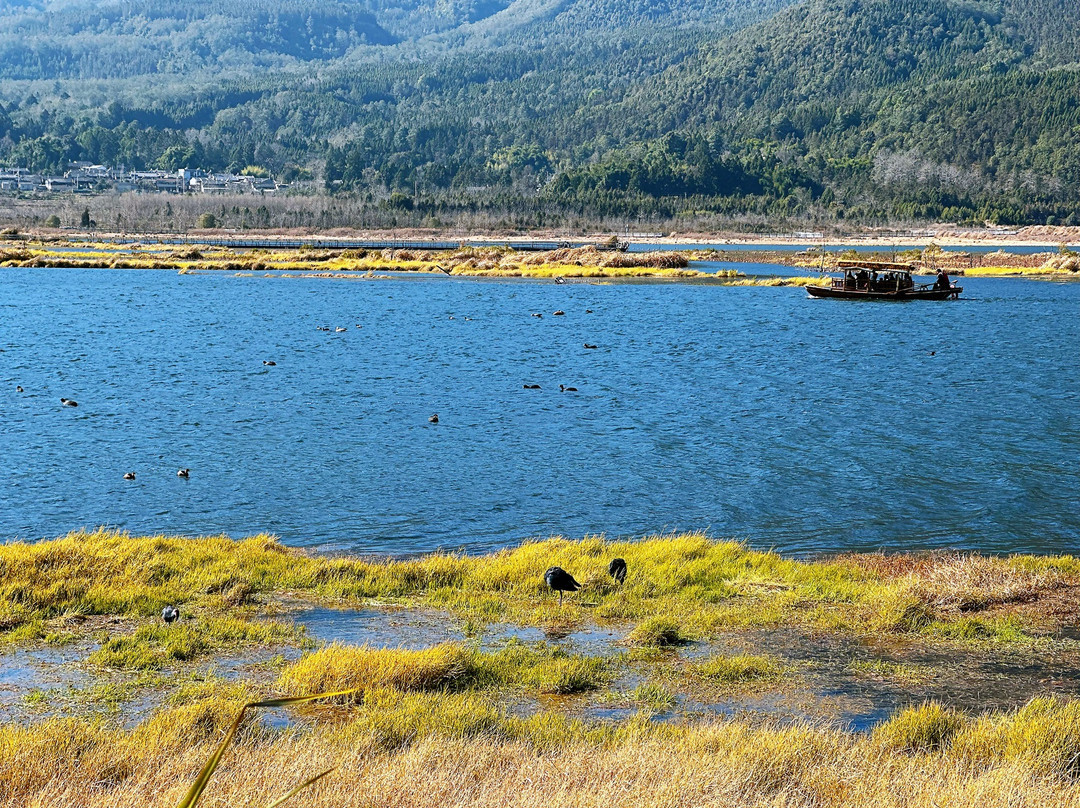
[807,260,963,300]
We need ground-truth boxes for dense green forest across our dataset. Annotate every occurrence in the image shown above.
[1,0,1078,226]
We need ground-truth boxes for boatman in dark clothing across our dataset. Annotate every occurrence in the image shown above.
[934,269,952,291]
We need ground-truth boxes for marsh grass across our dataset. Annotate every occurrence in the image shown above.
[89,616,307,670]
[630,682,678,711]
[627,616,690,647]
[2,531,1073,656]
[9,694,1080,806]
[278,641,610,699]
[691,653,785,684]
[874,702,964,753]
[849,659,936,685]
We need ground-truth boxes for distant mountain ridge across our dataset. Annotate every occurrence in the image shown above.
[0,0,1077,225]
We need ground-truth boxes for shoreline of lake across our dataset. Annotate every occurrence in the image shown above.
[6,530,1080,806]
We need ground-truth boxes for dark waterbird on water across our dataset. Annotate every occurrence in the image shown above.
[162,605,180,624]
[177,468,190,478]
[559,384,578,392]
[608,558,627,585]
[544,566,581,606]
[123,472,136,480]
[60,397,77,407]
[523,384,541,389]
[429,413,439,423]
[263,360,276,366]
[16,386,23,393]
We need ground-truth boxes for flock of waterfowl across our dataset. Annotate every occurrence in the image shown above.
[13,300,598,483]
[11,388,193,481]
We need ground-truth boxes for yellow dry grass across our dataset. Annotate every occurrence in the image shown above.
[7,698,1080,807]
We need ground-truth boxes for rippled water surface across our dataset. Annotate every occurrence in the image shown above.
[1,267,1077,556]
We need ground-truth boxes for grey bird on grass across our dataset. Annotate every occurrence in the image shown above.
[544,566,581,606]
[162,605,180,624]
[608,557,628,585]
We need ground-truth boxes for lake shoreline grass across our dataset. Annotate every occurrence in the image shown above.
[5,530,1080,806]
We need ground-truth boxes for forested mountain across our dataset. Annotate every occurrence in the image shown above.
[1,0,1078,226]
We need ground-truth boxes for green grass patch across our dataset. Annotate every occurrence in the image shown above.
[88,616,305,670]
[627,617,689,647]
[631,682,677,711]
[849,659,935,685]
[691,653,785,684]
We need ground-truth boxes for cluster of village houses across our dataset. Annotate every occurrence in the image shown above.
[0,164,281,194]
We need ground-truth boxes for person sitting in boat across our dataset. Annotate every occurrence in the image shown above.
[935,269,952,291]
[856,269,869,289]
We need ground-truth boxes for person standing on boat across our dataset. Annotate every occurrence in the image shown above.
[935,269,952,291]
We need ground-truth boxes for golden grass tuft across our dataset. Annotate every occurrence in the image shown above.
[874,702,964,753]
[279,642,475,698]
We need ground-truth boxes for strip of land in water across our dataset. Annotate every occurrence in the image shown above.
[0,239,832,285]
[5,237,1080,285]
[4,530,1080,807]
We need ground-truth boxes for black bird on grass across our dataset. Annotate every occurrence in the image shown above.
[608,558,628,585]
[162,605,180,624]
[544,566,581,606]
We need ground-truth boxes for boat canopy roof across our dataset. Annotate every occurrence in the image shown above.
[837,259,914,272]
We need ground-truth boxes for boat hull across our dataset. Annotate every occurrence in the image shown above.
[806,285,962,301]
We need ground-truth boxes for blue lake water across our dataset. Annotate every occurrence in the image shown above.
[1,267,1078,557]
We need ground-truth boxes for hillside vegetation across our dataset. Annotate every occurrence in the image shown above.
[1,0,1078,227]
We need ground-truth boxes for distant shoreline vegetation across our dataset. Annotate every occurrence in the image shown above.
[2,237,1077,282]
[0,239,832,284]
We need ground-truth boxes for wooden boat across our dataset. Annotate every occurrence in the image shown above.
[806,260,962,300]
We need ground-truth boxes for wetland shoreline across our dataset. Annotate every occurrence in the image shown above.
[5,530,1080,806]
[3,236,1078,282]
